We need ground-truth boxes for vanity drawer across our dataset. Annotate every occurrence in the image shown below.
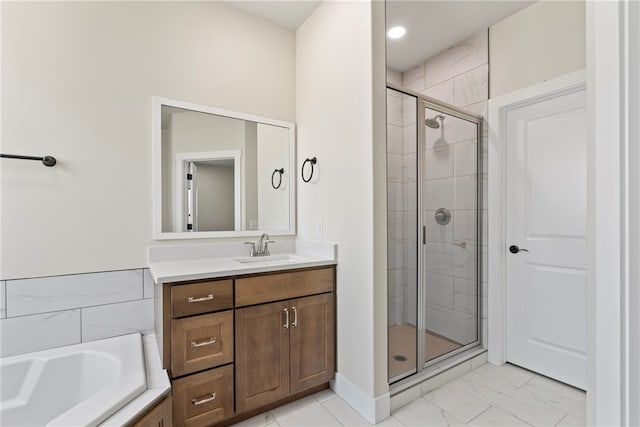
[235,267,334,307]
[171,279,233,318]
[172,364,234,427]
[171,311,233,377]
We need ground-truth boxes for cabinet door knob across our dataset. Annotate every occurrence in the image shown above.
[283,308,289,329]
[292,306,298,327]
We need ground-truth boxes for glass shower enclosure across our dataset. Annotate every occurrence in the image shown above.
[387,85,483,383]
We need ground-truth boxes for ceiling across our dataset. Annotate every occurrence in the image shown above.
[386,1,535,72]
[224,1,321,30]
[225,0,535,73]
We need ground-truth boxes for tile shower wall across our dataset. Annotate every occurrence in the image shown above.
[388,67,419,328]
[0,269,155,357]
[401,30,489,346]
[387,68,406,326]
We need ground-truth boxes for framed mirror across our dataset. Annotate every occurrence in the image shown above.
[152,97,295,239]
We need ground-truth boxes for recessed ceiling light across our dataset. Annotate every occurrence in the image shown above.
[387,26,406,39]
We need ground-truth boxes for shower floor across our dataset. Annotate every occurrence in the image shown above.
[388,324,463,380]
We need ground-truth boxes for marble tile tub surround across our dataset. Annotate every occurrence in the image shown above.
[0,268,154,357]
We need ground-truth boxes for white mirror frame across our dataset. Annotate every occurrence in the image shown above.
[152,96,296,240]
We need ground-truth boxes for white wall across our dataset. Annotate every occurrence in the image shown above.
[195,163,235,231]
[296,0,389,421]
[489,0,586,97]
[1,1,295,279]
[257,124,290,230]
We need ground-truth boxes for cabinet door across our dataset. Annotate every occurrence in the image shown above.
[289,293,335,394]
[235,301,290,413]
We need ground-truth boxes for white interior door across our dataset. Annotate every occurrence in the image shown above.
[505,85,587,389]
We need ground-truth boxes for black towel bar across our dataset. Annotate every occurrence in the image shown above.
[1,154,57,167]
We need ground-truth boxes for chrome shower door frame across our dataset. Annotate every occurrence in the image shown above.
[387,83,484,381]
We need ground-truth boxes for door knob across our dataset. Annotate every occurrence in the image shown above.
[509,245,529,254]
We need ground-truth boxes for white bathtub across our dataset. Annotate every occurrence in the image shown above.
[1,333,147,427]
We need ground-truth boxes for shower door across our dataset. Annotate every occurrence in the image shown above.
[387,86,482,383]
[387,88,418,382]
[421,101,482,367]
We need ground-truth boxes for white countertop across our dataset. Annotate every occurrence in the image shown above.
[148,240,337,284]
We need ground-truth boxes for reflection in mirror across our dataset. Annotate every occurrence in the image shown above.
[153,98,295,239]
[177,152,241,232]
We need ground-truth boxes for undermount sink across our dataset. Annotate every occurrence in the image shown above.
[234,254,304,264]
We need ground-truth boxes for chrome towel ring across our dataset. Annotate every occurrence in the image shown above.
[271,168,284,189]
[301,157,317,183]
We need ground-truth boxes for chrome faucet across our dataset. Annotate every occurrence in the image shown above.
[244,233,275,257]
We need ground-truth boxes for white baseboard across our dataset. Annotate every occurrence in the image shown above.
[331,373,390,423]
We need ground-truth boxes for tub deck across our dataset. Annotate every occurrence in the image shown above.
[1,333,147,427]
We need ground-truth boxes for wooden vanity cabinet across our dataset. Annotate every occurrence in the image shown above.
[235,301,290,412]
[163,266,335,427]
[130,395,172,427]
[235,269,335,413]
[172,365,234,427]
[170,310,234,377]
[289,293,335,394]
[163,277,235,427]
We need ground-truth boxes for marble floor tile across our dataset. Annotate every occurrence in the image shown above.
[376,415,408,426]
[313,388,338,404]
[322,397,372,426]
[522,376,586,405]
[232,413,277,427]
[424,382,492,423]
[518,377,586,421]
[269,396,318,421]
[393,398,466,426]
[467,407,531,426]
[272,399,341,427]
[473,363,536,388]
[230,364,585,427]
[450,372,565,426]
[556,414,586,426]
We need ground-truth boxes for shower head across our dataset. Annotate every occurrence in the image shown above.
[425,114,445,129]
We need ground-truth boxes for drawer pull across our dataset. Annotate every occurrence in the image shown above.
[190,337,217,348]
[187,294,214,303]
[191,392,216,406]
